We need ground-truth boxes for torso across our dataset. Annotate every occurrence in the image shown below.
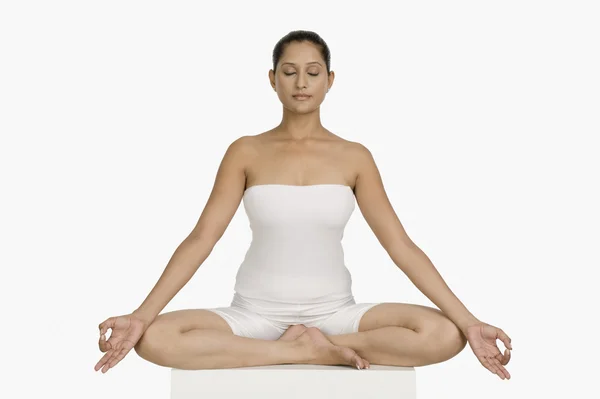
[243,129,360,191]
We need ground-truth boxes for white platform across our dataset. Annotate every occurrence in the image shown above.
[171,364,416,399]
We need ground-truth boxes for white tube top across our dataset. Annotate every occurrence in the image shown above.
[233,184,356,304]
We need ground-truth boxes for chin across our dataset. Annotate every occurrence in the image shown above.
[290,100,322,111]
[292,106,319,115]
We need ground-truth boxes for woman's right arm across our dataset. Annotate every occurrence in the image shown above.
[132,136,251,328]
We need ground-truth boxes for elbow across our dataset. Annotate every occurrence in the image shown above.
[184,233,218,253]
[388,239,419,267]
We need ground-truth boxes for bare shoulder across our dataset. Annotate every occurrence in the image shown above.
[344,140,373,159]
[220,135,261,170]
[306,134,375,186]
[340,140,377,182]
[233,132,277,155]
[226,134,257,155]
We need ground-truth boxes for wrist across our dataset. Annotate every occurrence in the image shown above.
[132,309,156,329]
[457,316,481,335]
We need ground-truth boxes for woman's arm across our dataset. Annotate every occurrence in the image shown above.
[352,143,480,334]
[133,136,251,327]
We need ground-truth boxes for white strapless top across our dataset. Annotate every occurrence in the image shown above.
[233,184,356,304]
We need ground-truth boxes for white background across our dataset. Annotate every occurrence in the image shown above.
[1,1,598,398]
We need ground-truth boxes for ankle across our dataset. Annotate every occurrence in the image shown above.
[292,332,319,362]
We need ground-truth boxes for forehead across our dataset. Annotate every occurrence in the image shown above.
[280,41,323,65]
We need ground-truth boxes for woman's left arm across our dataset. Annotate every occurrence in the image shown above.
[352,144,480,334]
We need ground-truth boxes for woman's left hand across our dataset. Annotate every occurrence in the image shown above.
[465,322,513,380]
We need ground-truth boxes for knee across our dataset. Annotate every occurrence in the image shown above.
[423,316,467,363]
[134,321,175,363]
[134,325,157,360]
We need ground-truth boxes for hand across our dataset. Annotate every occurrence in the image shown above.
[465,322,513,380]
[94,313,148,373]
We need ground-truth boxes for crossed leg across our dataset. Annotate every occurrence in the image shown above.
[277,324,371,370]
[278,303,467,368]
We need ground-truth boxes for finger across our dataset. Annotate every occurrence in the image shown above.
[497,328,512,350]
[103,343,124,373]
[492,361,507,380]
[480,356,500,378]
[103,350,119,373]
[105,341,133,371]
[493,350,506,365]
[484,355,506,380]
[100,333,118,353]
[99,317,115,336]
[486,357,504,379]
[108,346,131,369]
[491,357,509,380]
[98,334,111,353]
[492,357,510,380]
[501,348,511,365]
[94,349,113,371]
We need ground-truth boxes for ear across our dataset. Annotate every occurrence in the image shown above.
[328,70,335,90]
[268,69,276,90]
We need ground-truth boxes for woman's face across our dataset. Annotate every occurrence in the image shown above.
[270,41,334,113]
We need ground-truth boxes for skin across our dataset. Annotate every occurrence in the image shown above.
[95,40,513,380]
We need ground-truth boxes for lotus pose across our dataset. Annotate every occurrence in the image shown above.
[95,30,512,380]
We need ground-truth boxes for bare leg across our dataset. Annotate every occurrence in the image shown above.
[278,325,370,369]
[325,326,466,367]
[136,328,310,370]
[277,324,308,341]
[135,325,370,370]
[300,327,370,369]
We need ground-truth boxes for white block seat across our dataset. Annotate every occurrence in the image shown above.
[171,364,416,399]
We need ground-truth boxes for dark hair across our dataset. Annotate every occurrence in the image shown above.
[272,30,331,75]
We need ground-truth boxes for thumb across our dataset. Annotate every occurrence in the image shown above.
[98,333,113,352]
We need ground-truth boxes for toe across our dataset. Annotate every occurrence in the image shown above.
[355,355,370,370]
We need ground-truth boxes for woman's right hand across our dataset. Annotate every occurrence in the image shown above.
[94,313,149,373]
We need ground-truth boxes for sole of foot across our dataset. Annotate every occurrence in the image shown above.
[296,327,370,370]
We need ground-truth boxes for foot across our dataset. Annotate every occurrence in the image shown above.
[278,324,308,341]
[296,327,370,370]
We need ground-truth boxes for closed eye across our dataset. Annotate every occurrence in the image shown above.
[284,72,319,76]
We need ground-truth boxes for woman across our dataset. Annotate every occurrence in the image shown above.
[94,30,512,380]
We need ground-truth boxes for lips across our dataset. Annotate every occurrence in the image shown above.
[293,95,311,99]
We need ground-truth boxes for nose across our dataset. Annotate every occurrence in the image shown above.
[296,73,307,90]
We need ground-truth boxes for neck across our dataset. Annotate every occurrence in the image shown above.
[276,107,327,140]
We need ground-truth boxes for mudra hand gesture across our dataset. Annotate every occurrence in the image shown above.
[465,322,513,380]
[94,313,148,373]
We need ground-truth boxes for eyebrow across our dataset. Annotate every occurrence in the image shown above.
[281,62,322,66]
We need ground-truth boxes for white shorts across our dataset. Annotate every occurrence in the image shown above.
[206,292,380,340]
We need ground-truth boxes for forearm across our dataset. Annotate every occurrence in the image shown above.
[390,243,480,334]
[133,236,214,327]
